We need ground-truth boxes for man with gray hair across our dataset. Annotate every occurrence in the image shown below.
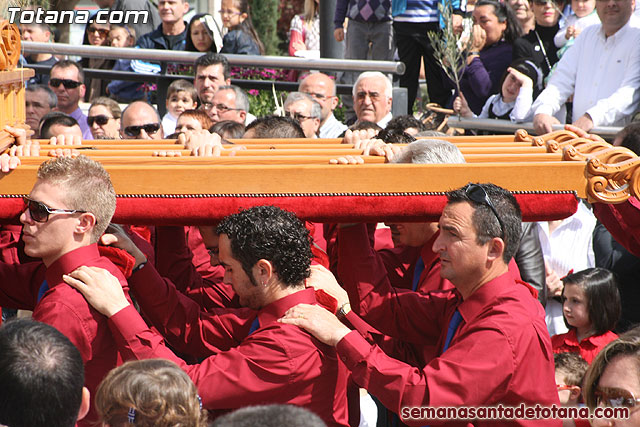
[25,84,57,138]
[284,92,322,138]
[353,71,393,128]
[299,72,347,138]
[207,85,255,126]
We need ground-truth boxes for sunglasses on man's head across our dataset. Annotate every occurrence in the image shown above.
[22,196,85,223]
[123,123,161,137]
[465,183,505,237]
[87,115,112,126]
[595,387,640,409]
[49,78,82,89]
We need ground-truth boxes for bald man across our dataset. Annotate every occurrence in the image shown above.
[120,101,164,140]
[299,73,347,138]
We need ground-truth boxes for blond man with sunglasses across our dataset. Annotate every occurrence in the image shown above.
[0,155,132,427]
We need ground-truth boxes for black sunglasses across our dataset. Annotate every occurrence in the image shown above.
[123,123,161,137]
[23,196,85,223]
[465,184,505,237]
[49,78,82,89]
[88,26,109,36]
[87,114,112,126]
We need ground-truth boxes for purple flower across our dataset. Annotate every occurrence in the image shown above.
[248,89,260,96]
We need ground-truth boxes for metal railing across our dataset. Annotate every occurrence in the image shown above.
[449,117,621,140]
[22,41,406,75]
[22,41,408,116]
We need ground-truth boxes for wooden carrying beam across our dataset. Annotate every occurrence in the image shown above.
[6,128,640,224]
[0,162,584,224]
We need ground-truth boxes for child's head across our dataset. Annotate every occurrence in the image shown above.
[554,352,588,406]
[176,109,213,135]
[211,119,246,139]
[109,25,136,48]
[96,359,208,426]
[562,268,621,336]
[219,0,265,53]
[571,0,595,18]
[499,59,543,103]
[220,0,249,29]
[166,80,198,118]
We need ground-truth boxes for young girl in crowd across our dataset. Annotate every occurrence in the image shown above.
[554,0,599,48]
[107,25,147,102]
[453,59,543,122]
[96,359,208,427]
[185,13,219,53]
[552,268,621,364]
[219,0,264,55]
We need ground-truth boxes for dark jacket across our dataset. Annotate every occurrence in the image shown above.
[220,29,260,55]
[137,23,187,51]
[513,24,561,79]
[515,222,546,305]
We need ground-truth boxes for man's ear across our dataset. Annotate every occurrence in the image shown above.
[254,259,274,284]
[76,212,97,235]
[330,95,339,110]
[486,237,505,262]
[570,385,581,400]
[77,387,90,422]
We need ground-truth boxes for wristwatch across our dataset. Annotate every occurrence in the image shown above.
[336,302,351,319]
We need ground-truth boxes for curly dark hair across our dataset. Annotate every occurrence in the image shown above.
[216,206,312,287]
[385,115,426,134]
[447,183,522,263]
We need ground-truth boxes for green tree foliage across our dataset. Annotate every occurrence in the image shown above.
[250,0,278,55]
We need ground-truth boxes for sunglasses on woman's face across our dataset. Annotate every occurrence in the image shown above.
[88,26,109,36]
[123,123,161,137]
[87,115,112,126]
[22,196,85,223]
[595,386,640,409]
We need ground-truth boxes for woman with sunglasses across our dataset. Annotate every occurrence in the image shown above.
[88,97,122,140]
[513,0,566,80]
[584,327,640,426]
[80,18,114,102]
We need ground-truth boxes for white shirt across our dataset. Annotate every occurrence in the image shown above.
[319,113,348,138]
[554,11,601,48]
[533,16,640,127]
[245,112,257,126]
[162,112,177,137]
[376,112,393,128]
[477,87,534,122]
